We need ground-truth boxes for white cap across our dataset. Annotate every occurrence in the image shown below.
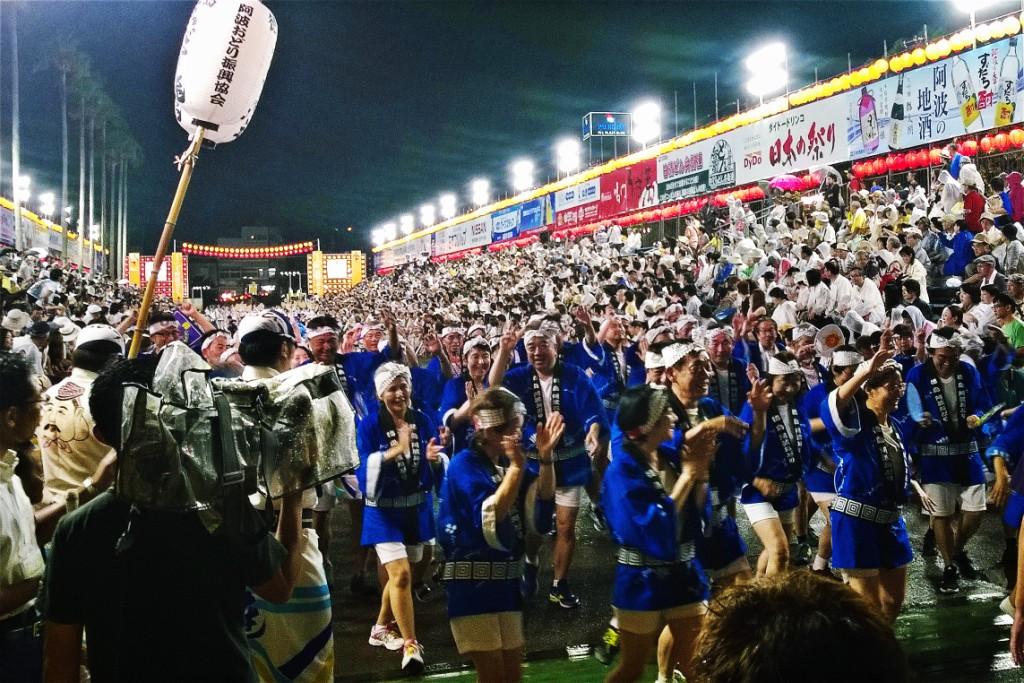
[1,309,30,332]
[86,304,103,315]
[52,316,79,344]
[237,310,294,343]
[75,323,125,354]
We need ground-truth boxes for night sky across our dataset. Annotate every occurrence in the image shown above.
[7,1,966,253]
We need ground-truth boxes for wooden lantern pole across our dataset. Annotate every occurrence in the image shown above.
[128,128,205,358]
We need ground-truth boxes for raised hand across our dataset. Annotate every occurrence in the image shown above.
[501,434,525,468]
[746,362,760,385]
[535,412,565,456]
[426,437,442,462]
[748,378,773,412]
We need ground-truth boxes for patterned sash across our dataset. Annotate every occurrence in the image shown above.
[769,403,804,479]
[380,409,421,481]
[531,364,562,422]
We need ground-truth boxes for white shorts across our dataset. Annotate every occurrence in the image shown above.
[923,482,987,517]
[810,491,837,505]
[450,612,524,654]
[743,502,797,526]
[375,542,425,565]
[613,602,707,635]
[554,485,583,508]
[841,563,910,580]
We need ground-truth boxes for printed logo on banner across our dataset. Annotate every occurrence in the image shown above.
[520,198,544,231]
[709,139,736,189]
[492,207,520,240]
[657,148,709,201]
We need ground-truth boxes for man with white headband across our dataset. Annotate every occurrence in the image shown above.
[492,321,609,610]
[357,361,445,674]
[788,323,827,391]
[427,325,466,379]
[146,310,181,352]
[741,350,813,577]
[195,329,232,377]
[906,329,991,595]
[801,344,864,578]
[236,309,336,682]
[705,327,750,415]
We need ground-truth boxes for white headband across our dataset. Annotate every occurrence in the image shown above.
[645,351,665,369]
[644,326,672,345]
[524,325,559,344]
[201,331,229,352]
[374,362,412,397]
[928,332,960,350]
[832,350,864,368]
[441,326,464,338]
[662,341,706,368]
[307,326,339,340]
[704,326,733,342]
[767,357,801,375]
[148,320,177,335]
[630,388,671,438]
[463,336,491,357]
[474,389,526,430]
[791,324,818,342]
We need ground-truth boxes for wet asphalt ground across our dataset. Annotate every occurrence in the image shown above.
[327,498,1019,682]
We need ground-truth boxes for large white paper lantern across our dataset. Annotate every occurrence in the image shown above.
[174,0,277,144]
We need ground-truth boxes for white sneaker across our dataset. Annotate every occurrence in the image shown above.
[1001,595,1015,617]
[368,623,404,651]
[401,639,425,674]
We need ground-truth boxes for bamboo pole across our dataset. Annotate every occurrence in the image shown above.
[128,128,205,358]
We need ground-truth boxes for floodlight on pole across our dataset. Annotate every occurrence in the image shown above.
[744,42,788,104]
[631,101,661,146]
[382,222,398,241]
[470,179,490,207]
[38,192,56,218]
[511,159,534,192]
[14,175,31,203]
[555,138,581,175]
[398,214,414,236]
[952,0,1004,48]
[371,230,384,246]
[439,193,457,220]
[420,203,436,227]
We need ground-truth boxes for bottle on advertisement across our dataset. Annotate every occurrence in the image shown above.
[952,54,984,132]
[859,87,881,153]
[996,38,1020,127]
[889,74,907,149]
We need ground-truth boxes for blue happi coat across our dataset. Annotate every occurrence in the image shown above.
[602,439,709,611]
[438,374,489,455]
[739,399,813,505]
[336,349,391,418]
[802,382,838,494]
[502,362,609,488]
[437,447,554,618]
[356,406,438,547]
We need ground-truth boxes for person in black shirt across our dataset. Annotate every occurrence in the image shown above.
[40,356,306,683]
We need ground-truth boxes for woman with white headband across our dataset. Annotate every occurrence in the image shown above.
[436,388,561,682]
[601,384,716,683]
[439,336,496,455]
[823,329,915,622]
[357,362,446,674]
[801,344,864,578]
[740,350,813,576]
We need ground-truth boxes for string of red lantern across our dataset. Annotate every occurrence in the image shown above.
[851,128,1024,179]
[180,240,316,259]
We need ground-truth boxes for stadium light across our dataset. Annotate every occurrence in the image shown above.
[631,101,661,146]
[745,42,788,103]
[399,214,415,236]
[470,178,490,207]
[383,221,398,241]
[38,192,56,218]
[439,193,457,220]
[556,138,581,175]
[511,159,535,192]
[420,203,436,227]
[371,230,384,246]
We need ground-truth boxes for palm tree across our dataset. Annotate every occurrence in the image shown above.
[10,4,21,249]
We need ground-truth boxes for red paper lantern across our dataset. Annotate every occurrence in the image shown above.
[963,139,978,156]
[914,150,928,168]
[995,132,1011,152]
[929,148,942,165]
[980,135,994,154]
[1011,129,1024,147]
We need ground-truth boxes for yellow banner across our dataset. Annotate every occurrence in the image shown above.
[171,252,185,303]
[308,251,324,297]
[127,253,141,287]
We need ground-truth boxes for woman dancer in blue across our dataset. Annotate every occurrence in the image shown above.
[357,362,445,674]
[602,385,715,683]
[438,388,562,683]
[439,336,494,454]
[802,345,864,577]
[741,350,813,576]
[822,331,918,623]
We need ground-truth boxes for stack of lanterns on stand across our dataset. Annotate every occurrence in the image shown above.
[181,240,315,259]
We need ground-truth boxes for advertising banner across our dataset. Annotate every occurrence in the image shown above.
[599,157,659,216]
[491,205,520,242]
[127,252,141,286]
[171,252,185,303]
[758,95,847,175]
[463,214,492,250]
[554,178,600,227]
[848,36,1024,158]
[0,208,14,247]
[308,251,325,295]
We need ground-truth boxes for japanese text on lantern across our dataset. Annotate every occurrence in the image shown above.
[210,3,253,107]
[768,120,836,168]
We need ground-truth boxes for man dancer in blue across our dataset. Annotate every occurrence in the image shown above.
[906,330,991,594]
[705,327,751,416]
[492,321,609,609]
